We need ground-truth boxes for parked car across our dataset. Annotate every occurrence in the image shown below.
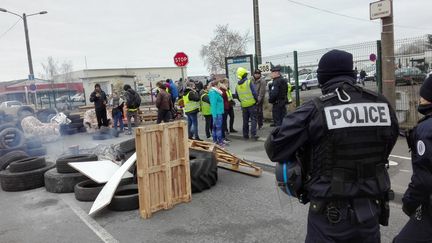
[395,67,426,85]
[137,86,150,95]
[0,100,35,116]
[291,73,319,91]
[56,95,70,102]
[70,93,85,102]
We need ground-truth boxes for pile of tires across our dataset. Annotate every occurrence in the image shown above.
[0,155,55,192]
[45,154,97,193]
[189,149,218,193]
[92,127,120,140]
[59,114,86,136]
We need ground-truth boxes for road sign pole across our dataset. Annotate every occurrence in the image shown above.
[376,40,383,94]
[294,51,300,107]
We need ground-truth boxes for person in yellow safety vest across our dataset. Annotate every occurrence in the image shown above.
[287,81,293,104]
[200,85,213,139]
[223,78,238,133]
[184,82,202,141]
[235,67,259,141]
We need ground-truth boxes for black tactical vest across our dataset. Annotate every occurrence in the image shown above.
[310,84,394,199]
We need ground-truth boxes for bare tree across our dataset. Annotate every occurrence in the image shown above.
[200,24,251,73]
[60,60,73,83]
[40,56,59,80]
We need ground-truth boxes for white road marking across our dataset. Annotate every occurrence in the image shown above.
[399,169,411,173]
[389,161,398,166]
[59,194,119,243]
[389,154,411,160]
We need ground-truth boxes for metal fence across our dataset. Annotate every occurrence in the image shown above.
[262,34,432,129]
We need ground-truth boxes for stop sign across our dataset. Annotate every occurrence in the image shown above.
[174,52,189,67]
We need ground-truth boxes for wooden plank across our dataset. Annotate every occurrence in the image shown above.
[189,139,263,177]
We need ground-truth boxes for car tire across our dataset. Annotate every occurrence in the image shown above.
[301,83,307,91]
[26,147,47,157]
[0,162,55,192]
[0,150,28,170]
[17,106,35,119]
[66,127,78,135]
[8,156,46,173]
[44,168,88,193]
[74,180,105,202]
[108,184,139,211]
[0,128,25,149]
[189,149,218,193]
[119,138,136,154]
[56,154,98,173]
[36,108,57,123]
[0,146,26,157]
[92,133,111,140]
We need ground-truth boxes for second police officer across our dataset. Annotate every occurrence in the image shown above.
[393,75,432,243]
[268,65,289,127]
[265,50,399,243]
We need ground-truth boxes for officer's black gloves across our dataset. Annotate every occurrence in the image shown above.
[402,203,417,217]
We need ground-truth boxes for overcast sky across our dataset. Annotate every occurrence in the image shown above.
[0,0,431,81]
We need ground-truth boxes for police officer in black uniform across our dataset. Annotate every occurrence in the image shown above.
[265,50,399,243]
[393,76,432,243]
[269,65,288,127]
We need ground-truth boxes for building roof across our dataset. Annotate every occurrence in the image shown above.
[80,74,136,79]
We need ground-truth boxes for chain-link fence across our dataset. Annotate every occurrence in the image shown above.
[262,34,432,129]
[394,35,431,129]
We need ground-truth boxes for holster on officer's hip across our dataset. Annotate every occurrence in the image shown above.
[378,190,394,226]
[378,200,390,226]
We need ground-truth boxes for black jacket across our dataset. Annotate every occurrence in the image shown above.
[265,76,399,199]
[90,90,107,110]
[269,76,288,105]
[402,114,432,215]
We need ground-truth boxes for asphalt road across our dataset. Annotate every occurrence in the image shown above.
[0,87,419,242]
[0,167,410,243]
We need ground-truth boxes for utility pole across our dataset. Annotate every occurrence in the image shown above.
[23,13,34,80]
[379,1,396,108]
[253,0,262,68]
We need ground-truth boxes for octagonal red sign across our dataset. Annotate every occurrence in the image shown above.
[174,52,189,67]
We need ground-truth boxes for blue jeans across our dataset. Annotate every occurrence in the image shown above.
[113,111,124,131]
[242,105,257,138]
[212,114,223,144]
[187,112,199,139]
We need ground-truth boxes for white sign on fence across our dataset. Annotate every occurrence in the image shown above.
[370,0,392,20]
[258,63,271,74]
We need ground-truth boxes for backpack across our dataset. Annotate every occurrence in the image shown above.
[127,90,141,109]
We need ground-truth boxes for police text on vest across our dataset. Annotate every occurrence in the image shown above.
[324,103,391,130]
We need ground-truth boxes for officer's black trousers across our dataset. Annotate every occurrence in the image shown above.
[306,212,380,243]
[393,214,432,243]
[272,103,286,126]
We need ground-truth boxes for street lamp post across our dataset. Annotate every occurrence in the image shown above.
[0,8,47,81]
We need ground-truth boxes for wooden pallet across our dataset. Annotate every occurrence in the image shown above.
[188,140,263,177]
[135,120,192,219]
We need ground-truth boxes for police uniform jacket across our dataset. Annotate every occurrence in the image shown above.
[268,76,288,105]
[402,112,432,215]
[265,76,399,200]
